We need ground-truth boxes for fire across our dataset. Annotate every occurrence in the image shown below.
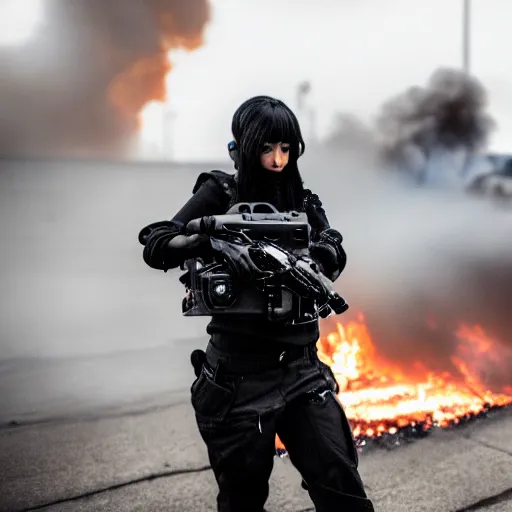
[109,52,172,128]
[107,1,211,138]
[276,314,512,450]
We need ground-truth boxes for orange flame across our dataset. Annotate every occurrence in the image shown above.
[108,2,210,132]
[109,52,172,128]
[277,314,512,450]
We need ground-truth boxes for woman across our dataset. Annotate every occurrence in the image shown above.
[139,96,374,512]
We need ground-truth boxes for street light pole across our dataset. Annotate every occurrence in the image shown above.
[463,0,471,74]
[460,0,474,177]
[296,81,318,144]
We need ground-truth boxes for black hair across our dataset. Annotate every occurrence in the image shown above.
[231,95,306,211]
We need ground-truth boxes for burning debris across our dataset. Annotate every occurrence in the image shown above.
[0,0,211,158]
[276,314,512,455]
[375,68,495,183]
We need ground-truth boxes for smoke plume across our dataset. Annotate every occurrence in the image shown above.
[310,68,510,391]
[0,0,211,158]
[375,68,495,181]
[303,147,512,393]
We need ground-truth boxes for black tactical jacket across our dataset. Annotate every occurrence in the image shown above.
[138,170,346,346]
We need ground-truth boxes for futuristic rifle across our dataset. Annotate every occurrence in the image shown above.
[180,202,348,324]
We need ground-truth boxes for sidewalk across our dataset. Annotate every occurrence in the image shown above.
[1,398,511,512]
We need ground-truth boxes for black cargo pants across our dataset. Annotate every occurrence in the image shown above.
[190,340,375,512]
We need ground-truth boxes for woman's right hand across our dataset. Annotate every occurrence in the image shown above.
[168,233,210,251]
[167,234,213,264]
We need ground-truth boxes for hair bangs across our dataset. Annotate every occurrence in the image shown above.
[261,104,297,145]
[239,101,304,160]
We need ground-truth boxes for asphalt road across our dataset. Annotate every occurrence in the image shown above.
[1,397,511,512]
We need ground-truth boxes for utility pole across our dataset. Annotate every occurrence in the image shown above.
[463,0,471,74]
[460,0,473,178]
[297,81,310,112]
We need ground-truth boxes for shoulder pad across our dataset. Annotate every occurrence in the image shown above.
[303,188,323,210]
[192,170,237,198]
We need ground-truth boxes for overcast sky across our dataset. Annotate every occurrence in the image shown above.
[2,0,510,162]
[139,0,512,162]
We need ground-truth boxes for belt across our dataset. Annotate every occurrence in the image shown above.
[205,338,318,374]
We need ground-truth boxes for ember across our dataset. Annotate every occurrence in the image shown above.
[276,313,512,454]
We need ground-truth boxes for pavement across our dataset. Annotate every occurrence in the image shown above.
[1,396,511,512]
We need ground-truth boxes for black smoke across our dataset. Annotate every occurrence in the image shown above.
[375,67,495,182]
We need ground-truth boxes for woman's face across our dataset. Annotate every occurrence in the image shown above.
[260,142,290,172]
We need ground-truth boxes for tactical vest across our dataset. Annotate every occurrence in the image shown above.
[192,170,238,210]
[192,169,318,214]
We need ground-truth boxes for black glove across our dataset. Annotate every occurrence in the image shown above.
[309,242,336,274]
[167,233,212,261]
[209,237,271,281]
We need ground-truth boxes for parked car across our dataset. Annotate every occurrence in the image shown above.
[465,154,512,200]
